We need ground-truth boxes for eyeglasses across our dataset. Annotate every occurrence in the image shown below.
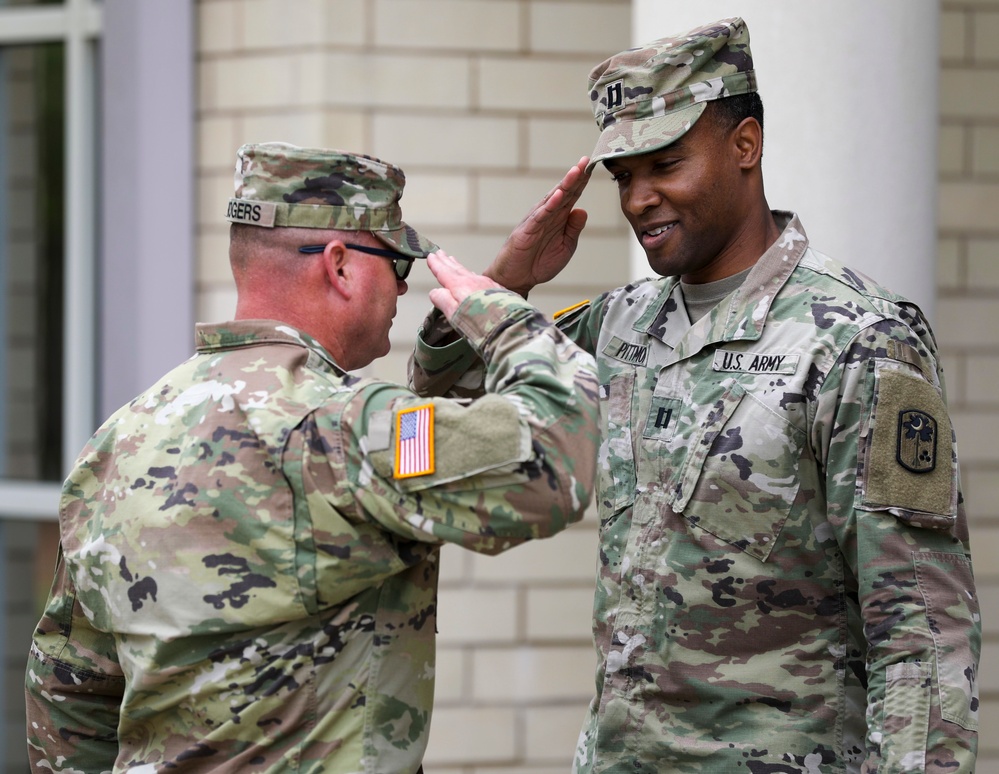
[298,242,415,280]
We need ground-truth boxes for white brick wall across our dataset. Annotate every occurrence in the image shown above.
[375,0,521,51]
[940,1,999,766]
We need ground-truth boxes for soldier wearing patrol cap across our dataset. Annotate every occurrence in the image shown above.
[411,17,979,773]
[25,142,601,773]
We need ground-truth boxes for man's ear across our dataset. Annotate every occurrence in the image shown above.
[321,240,353,299]
[732,117,763,170]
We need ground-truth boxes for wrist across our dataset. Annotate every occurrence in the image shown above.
[483,267,532,299]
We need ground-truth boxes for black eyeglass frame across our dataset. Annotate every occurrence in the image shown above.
[298,242,415,280]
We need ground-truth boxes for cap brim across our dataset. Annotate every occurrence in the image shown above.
[586,102,708,172]
[372,223,439,259]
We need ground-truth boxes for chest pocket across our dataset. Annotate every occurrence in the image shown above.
[597,371,637,517]
[670,381,806,562]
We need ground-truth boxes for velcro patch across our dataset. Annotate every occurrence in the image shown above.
[225,198,277,227]
[712,350,798,375]
[365,410,393,452]
[602,336,649,366]
[370,395,530,492]
[643,396,682,440]
[863,367,954,520]
[394,404,435,479]
[605,79,625,111]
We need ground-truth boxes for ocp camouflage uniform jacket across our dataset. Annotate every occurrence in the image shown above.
[410,213,980,773]
[25,289,599,773]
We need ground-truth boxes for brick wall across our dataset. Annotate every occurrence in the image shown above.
[939,1,999,767]
[195,1,631,770]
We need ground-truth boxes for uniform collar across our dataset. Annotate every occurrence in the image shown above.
[636,211,808,359]
[194,320,347,374]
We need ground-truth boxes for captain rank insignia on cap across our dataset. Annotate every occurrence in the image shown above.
[394,404,435,479]
[605,80,625,111]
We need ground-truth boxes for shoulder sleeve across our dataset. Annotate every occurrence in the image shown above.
[345,290,600,554]
[815,320,979,771]
[858,340,957,527]
[26,551,124,771]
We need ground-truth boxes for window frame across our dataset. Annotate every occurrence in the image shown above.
[0,0,101,520]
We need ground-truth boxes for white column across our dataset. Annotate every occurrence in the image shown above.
[101,0,195,420]
[631,1,939,317]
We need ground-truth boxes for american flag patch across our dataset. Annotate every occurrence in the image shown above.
[394,404,435,479]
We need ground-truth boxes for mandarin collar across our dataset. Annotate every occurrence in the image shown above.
[634,212,807,362]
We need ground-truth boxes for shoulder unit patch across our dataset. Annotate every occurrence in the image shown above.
[897,409,938,474]
[862,366,955,521]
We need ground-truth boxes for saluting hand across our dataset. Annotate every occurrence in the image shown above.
[427,251,504,322]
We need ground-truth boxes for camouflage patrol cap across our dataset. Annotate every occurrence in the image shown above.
[226,142,438,259]
[586,17,756,171]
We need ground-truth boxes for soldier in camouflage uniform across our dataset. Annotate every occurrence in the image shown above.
[24,143,600,773]
[410,18,980,773]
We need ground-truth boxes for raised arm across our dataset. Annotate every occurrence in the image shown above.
[407,160,597,401]
[333,252,601,556]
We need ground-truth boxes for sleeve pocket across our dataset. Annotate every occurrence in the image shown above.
[882,661,932,772]
[914,551,980,731]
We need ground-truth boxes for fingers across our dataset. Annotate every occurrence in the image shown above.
[536,157,586,204]
[565,208,589,243]
[427,250,503,323]
[530,157,592,225]
[427,252,461,320]
[550,157,591,209]
[428,286,458,319]
[427,249,464,284]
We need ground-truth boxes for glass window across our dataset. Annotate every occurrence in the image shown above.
[1,43,65,485]
[0,41,66,770]
[0,0,194,767]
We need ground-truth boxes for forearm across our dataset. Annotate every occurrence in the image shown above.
[361,289,600,552]
[857,518,979,772]
[409,291,604,400]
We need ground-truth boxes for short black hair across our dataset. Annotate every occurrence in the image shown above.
[709,92,765,152]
